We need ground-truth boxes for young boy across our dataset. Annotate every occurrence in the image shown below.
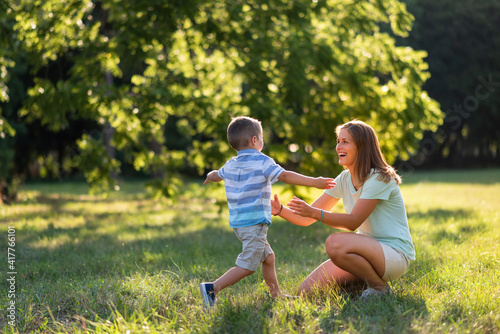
[200,116,335,309]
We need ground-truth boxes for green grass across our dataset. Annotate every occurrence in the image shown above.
[1,169,499,333]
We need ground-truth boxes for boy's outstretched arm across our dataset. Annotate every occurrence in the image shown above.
[203,170,223,184]
[278,171,335,189]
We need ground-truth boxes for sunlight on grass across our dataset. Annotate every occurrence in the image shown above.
[1,170,499,333]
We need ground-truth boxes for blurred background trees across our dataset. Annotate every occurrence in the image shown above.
[400,0,500,169]
[1,0,497,203]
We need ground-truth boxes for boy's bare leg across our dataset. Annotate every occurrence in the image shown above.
[213,267,254,294]
[262,253,283,298]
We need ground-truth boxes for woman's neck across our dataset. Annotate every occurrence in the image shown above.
[348,167,361,190]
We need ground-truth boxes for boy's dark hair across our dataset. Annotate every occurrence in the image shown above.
[227,116,263,151]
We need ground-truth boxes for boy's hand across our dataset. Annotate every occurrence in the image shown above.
[271,194,282,215]
[203,170,222,185]
[316,177,336,189]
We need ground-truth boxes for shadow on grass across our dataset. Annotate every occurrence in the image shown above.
[1,192,152,223]
[400,168,500,185]
[408,208,487,244]
[3,186,458,333]
[210,297,273,333]
[17,223,239,279]
[320,293,428,333]
[7,218,239,331]
[429,223,487,244]
[407,208,474,223]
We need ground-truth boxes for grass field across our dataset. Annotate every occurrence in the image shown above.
[1,169,499,333]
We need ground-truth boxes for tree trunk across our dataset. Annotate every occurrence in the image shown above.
[1,181,10,205]
[150,137,165,180]
[103,72,117,179]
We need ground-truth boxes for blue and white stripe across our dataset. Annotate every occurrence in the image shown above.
[218,149,284,228]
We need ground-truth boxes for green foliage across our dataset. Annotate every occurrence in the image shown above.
[76,133,120,195]
[402,0,500,167]
[1,0,440,196]
[0,4,17,139]
[1,169,499,333]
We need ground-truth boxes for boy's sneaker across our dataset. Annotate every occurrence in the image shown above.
[199,283,216,309]
[360,285,393,301]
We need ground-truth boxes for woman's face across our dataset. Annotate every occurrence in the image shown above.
[336,128,358,169]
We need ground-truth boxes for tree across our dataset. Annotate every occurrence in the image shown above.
[1,0,440,200]
[401,0,500,168]
[0,3,22,202]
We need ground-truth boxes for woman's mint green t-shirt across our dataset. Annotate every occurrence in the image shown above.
[324,169,415,260]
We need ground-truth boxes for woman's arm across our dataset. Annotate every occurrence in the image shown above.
[288,197,379,231]
[271,193,340,226]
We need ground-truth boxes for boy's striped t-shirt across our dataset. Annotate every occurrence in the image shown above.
[218,149,284,228]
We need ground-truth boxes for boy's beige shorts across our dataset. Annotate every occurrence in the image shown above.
[233,223,273,272]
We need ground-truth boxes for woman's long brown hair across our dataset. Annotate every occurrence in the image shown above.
[336,120,402,185]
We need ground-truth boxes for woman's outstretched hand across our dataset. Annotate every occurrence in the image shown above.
[288,196,315,218]
[271,194,282,216]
